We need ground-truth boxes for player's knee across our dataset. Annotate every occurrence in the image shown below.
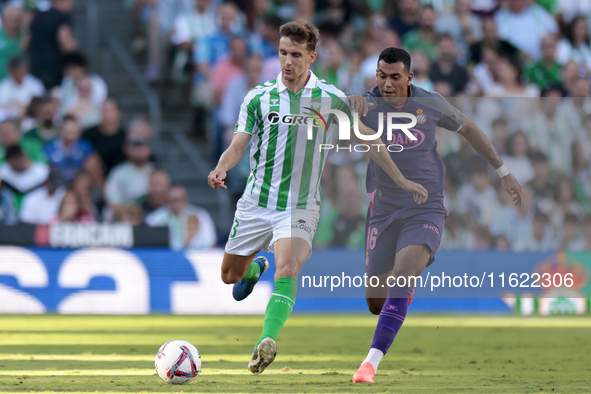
[367,298,385,315]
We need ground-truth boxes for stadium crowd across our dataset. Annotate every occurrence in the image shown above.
[0,0,591,253]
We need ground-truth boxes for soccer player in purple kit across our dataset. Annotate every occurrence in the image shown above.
[347,47,523,383]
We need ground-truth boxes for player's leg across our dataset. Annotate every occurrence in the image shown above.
[248,237,310,374]
[248,208,317,374]
[223,200,273,300]
[354,244,431,383]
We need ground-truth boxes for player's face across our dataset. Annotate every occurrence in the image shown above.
[376,60,413,105]
[279,37,316,83]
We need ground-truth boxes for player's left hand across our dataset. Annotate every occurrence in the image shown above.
[348,95,374,117]
[501,174,522,207]
[399,179,428,205]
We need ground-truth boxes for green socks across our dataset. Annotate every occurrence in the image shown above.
[259,277,297,342]
[242,261,261,282]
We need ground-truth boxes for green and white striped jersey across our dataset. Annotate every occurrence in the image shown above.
[234,71,351,212]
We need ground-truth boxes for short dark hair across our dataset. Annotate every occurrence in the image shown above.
[62,52,88,69]
[534,211,549,223]
[378,47,411,72]
[8,57,26,71]
[279,21,320,52]
[564,212,580,225]
[62,114,78,124]
[529,151,548,164]
[5,145,25,161]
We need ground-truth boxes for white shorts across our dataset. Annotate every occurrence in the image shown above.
[224,198,319,256]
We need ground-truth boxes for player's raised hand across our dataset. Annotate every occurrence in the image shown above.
[501,174,522,207]
[398,179,428,205]
[208,168,228,189]
[348,95,374,117]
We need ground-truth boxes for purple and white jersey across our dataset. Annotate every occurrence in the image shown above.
[361,84,464,212]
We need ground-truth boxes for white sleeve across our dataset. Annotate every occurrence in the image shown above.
[171,15,191,45]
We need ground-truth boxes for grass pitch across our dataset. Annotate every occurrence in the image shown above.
[0,314,590,393]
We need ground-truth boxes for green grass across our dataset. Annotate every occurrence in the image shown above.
[0,314,590,393]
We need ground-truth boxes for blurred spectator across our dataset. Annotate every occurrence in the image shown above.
[43,115,103,186]
[293,0,316,24]
[540,176,583,232]
[129,118,152,139]
[526,152,554,207]
[490,117,508,155]
[487,56,539,97]
[20,96,45,132]
[500,130,533,184]
[146,185,217,250]
[429,35,469,95]
[555,15,591,72]
[443,135,476,187]
[359,17,400,80]
[55,52,108,109]
[105,135,155,220]
[473,226,494,250]
[315,38,345,86]
[439,212,475,250]
[524,35,562,89]
[514,211,555,251]
[457,157,499,228]
[82,99,127,176]
[468,16,519,66]
[523,88,573,174]
[0,119,45,164]
[220,54,263,145]
[0,6,25,81]
[490,184,535,248]
[410,50,433,91]
[170,0,215,53]
[316,0,352,27]
[315,165,365,248]
[435,0,482,61]
[137,168,170,217]
[560,212,584,251]
[24,98,59,144]
[388,0,420,39]
[121,203,143,226]
[60,77,101,128]
[494,0,558,60]
[253,15,282,60]
[0,145,49,209]
[170,0,216,81]
[50,190,93,223]
[210,36,248,105]
[0,57,45,119]
[70,169,99,220]
[0,178,17,224]
[493,234,510,250]
[195,2,242,79]
[27,0,77,89]
[19,166,66,224]
[402,5,438,61]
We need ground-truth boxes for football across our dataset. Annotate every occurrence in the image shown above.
[155,340,201,384]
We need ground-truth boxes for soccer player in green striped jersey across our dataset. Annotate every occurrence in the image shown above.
[208,21,427,375]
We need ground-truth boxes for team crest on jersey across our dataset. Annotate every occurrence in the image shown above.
[311,99,321,110]
[416,109,427,124]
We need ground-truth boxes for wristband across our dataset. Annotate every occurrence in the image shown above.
[496,164,509,178]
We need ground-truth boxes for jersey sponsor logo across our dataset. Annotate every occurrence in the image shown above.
[266,111,313,126]
[423,223,440,235]
[270,98,279,106]
[383,128,425,150]
[416,109,427,124]
[291,219,313,234]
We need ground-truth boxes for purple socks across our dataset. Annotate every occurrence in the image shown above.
[370,296,409,354]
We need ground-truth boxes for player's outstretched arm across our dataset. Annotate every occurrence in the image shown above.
[208,132,251,190]
[457,114,523,207]
[355,120,428,205]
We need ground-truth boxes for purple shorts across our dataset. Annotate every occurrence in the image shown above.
[364,209,445,277]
